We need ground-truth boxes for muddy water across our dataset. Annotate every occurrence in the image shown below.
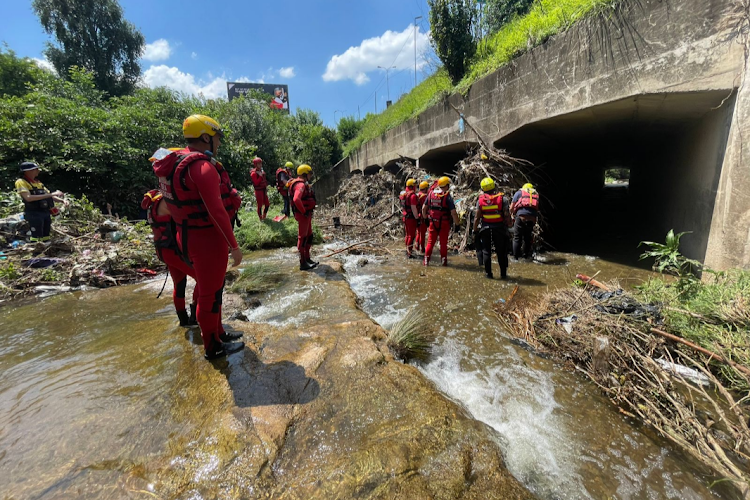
[342,251,734,500]
[0,249,735,499]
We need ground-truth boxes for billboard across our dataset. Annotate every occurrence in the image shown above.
[226,82,290,112]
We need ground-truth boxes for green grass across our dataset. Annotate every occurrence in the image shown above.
[234,201,323,251]
[387,308,436,362]
[637,270,750,390]
[228,262,284,295]
[344,0,620,156]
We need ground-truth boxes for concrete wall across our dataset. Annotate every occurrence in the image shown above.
[313,157,350,205]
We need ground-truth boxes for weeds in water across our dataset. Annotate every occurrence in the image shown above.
[228,262,283,295]
[387,308,436,362]
[234,201,322,250]
[0,262,20,281]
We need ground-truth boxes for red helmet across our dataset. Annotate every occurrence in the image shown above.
[252,157,263,165]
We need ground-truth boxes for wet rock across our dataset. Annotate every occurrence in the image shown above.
[246,297,262,309]
[228,311,250,322]
[357,257,369,267]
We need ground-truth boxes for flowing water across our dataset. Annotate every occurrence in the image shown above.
[0,248,737,499]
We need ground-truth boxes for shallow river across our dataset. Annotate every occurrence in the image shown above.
[0,248,737,499]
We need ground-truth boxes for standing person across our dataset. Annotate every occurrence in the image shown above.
[152,114,244,360]
[288,164,318,271]
[415,181,429,253]
[141,189,198,326]
[473,177,510,279]
[510,183,540,260]
[276,161,295,217]
[399,178,419,258]
[15,162,68,241]
[250,157,270,220]
[422,176,460,267]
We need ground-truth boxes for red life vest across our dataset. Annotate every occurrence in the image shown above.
[478,193,504,224]
[417,191,427,213]
[288,177,316,214]
[152,149,242,231]
[517,189,539,210]
[427,189,452,222]
[141,190,179,259]
[251,168,268,190]
[399,188,417,219]
[276,168,292,193]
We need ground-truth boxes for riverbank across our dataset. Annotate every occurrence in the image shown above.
[497,270,750,498]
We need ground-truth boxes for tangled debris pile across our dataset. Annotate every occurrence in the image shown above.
[496,276,750,498]
[0,195,161,301]
[318,147,535,254]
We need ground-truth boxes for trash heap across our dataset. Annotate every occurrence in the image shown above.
[0,195,161,301]
[496,275,750,498]
[318,147,534,253]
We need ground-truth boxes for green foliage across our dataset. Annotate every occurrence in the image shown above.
[638,270,750,391]
[485,0,535,33]
[346,0,619,156]
[0,47,45,97]
[32,0,145,97]
[292,113,342,178]
[387,308,436,362]
[0,262,20,281]
[40,268,61,282]
[639,230,701,278]
[0,191,24,219]
[337,115,365,145]
[428,0,477,83]
[228,262,284,295]
[234,201,323,251]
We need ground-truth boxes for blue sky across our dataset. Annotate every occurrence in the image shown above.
[4,0,435,127]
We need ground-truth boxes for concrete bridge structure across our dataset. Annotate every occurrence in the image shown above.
[318,0,750,270]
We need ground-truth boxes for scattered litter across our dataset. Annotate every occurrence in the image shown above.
[655,358,711,386]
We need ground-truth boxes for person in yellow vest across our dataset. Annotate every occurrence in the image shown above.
[473,177,510,279]
[15,162,68,241]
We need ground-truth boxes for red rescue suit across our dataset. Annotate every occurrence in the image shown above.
[250,168,270,220]
[289,177,317,264]
[416,191,428,252]
[424,189,453,266]
[142,190,198,314]
[153,148,242,353]
[400,187,419,257]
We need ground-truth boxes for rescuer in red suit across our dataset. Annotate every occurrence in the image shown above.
[416,181,429,253]
[399,178,420,258]
[422,176,460,266]
[289,164,318,271]
[250,157,270,220]
[152,114,244,360]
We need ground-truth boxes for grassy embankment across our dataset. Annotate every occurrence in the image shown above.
[344,0,621,157]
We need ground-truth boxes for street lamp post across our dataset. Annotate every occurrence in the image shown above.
[414,16,422,88]
[334,109,345,125]
[377,65,396,102]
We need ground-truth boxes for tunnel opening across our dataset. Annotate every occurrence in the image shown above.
[363,165,382,176]
[418,141,478,176]
[495,91,735,266]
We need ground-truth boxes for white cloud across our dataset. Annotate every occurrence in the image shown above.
[142,39,172,62]
[323,25,429,85]
[279,66,296,79]
[143,65,253,99]
[191,52,198,60]
[32,57,55,72]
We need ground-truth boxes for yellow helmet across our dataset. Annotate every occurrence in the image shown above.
[406,178,416,187]
[419,181,429,190]
[297,164,313,176]
[438,176,451,187]
[522,183,534,191]
[183,114,224,139]
[480,177,495,192]
[285,161,294,168]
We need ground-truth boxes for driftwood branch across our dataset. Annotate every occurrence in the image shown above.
[318,239,375,259]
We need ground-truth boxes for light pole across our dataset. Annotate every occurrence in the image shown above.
[414,16,422,88]
[334,109,345,125]
[377,65,396,102]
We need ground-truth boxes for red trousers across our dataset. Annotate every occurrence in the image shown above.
[416,220,427,252]
[160,247,198,312]
[295,212,313,263]
[404,218,418,256]
[424,219,450,265]
[179,226,227,352]
[255,189,269,219]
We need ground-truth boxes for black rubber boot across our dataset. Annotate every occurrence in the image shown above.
[204,340,245,360]
[485,272,493,279]
[500,269,508,280]
[177,310,191,327]
[219,330,243,342]
[300,261,315,271]
[189,303,198,326]
[306,259,319,268]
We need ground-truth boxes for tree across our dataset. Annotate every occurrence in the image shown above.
[428,0,477,83]
[0,47,45,97]
[337,115,364,145]
[32,0,145,97]
[485,0,534,34]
